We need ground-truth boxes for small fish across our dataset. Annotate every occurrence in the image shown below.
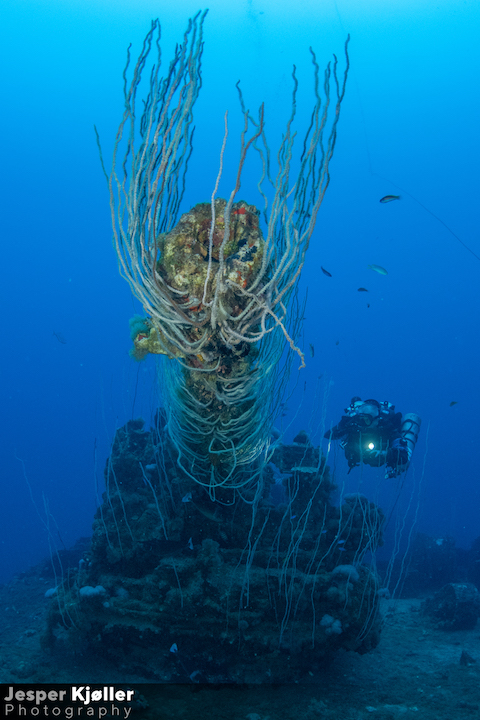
[368,264,388,276]
[53,331,67,344]
[449,401,458,407]
[335,340,339,346]
[309,343,315,358]
[367,303,370,308]
[357,287,368,292]
[182,492,192,503]
[321,266,332,277]
[380,194,400,203]
[187,537,194,550]
[170,643,178,653]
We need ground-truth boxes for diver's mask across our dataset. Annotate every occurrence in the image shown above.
[353,402,381,427]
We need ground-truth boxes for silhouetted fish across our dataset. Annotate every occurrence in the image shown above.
[357,287,368,292]
[321,266,332,277]
[53,331,67,344]
[309,343,315,358]
[380,195,400,203]
[449,401,458,407]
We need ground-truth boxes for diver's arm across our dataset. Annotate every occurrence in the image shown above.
[324,416,350,440]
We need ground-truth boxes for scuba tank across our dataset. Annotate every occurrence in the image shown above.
[401,413,422,462]
[385,413,421,478]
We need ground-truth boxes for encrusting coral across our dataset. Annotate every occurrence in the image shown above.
[43,419,384,682]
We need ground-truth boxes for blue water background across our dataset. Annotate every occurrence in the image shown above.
[1,0,479,584]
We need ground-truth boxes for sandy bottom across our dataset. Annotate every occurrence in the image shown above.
[1,566,479,719]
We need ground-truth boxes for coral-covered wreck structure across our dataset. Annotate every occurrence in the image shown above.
[43,11,386,682]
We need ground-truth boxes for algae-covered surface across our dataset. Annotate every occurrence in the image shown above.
[1,565,479,720]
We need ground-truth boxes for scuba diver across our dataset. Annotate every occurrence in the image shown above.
[324,397,421,478]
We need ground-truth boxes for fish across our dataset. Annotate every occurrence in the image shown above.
[380,194,400,203]
[321,266,332,277]
[309,343,315,358]
[367,303,370,308]
[53,331,67,344]
[192,501,223,523]
[335,340,339,346]
[357,287,368,292]
[368,264,388,275]
[449,401,458,407]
